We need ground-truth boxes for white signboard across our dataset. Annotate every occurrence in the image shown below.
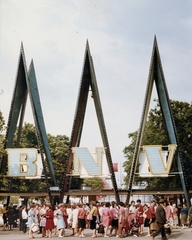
[72,147,110,178]
[6,148,43,178]
[139,144,177,177]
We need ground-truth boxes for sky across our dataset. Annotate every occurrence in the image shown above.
[0,0,192,183]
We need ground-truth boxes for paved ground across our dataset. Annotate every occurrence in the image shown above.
[0,227,192,240]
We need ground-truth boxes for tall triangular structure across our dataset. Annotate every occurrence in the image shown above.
[60,41,119,203]
[126,36,190,206]
[0,44,56,192]
[27,60,56,185]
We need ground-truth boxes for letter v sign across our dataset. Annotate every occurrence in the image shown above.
[143,144,177,175]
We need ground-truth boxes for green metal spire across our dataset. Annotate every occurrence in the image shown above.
[126,36,190,207]
[60,41,120,203]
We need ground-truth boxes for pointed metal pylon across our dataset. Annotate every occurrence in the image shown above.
[60,41,120,203]
[28,60,56,185]
[126,36,190,207]
[0,43,56,188]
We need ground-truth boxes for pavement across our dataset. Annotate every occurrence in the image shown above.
[0,227,192,240]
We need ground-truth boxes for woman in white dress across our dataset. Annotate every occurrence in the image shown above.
[22,206,28,234]
[53,205,58,235]
[71,204,79,236]
[66,204,73,235]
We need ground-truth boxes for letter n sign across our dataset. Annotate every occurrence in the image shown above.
[72,147,104,177]
[6,148,38,177]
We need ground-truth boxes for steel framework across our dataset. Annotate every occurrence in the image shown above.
[126,36,190,207]
[1,39,190,207]
[0,44,56,204]
[59,41,120,203]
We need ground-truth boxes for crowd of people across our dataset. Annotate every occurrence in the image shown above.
[1,199,192,239]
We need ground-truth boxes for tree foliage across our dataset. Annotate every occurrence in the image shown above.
[0,121,71,193]
[82,177,104,190]
[47,134,69,187]
[123,99,192,190]
[0,112,9,197]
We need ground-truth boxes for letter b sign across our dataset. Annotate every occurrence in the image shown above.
[6,148,38,177]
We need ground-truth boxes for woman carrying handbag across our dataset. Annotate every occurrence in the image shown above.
[28,203,36,239]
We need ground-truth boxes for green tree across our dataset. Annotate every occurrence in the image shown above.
[82,177,104,190]
[17,123,38,148]
[47,134,69,187]
[123,99,192,190]
[0,111,9,196]
[1,122,70,193]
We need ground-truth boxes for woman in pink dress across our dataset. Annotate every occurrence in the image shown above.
[117,202,125,238]
[128,201,136,227]
[109,202,119,236]
[101,202,112,237]
[136,199,144,235]
[124,203,130,237]
[164,201,172,220]
[130,204,140,237]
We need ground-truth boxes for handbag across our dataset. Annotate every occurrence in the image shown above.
[150,222,159,231]
[98,224,104,234]
[31,223,39,233]
[96,223,99,229]
[87,213,93,220]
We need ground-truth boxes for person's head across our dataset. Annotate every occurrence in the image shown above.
[158,199,165,205]
[111,202,117,208]
[71,204,76,210]
[131,201,135,206]
[101,202,105,207]
[46,204,52,210]
[143,204,149,209]
[90,201,96,206]
[136,199,141,205]
[105,202,111,208]
[119,202,124,207]
[30,203,35,209]
[63,203,68,208]
[58,203,63,209]
[150,200,156,206]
